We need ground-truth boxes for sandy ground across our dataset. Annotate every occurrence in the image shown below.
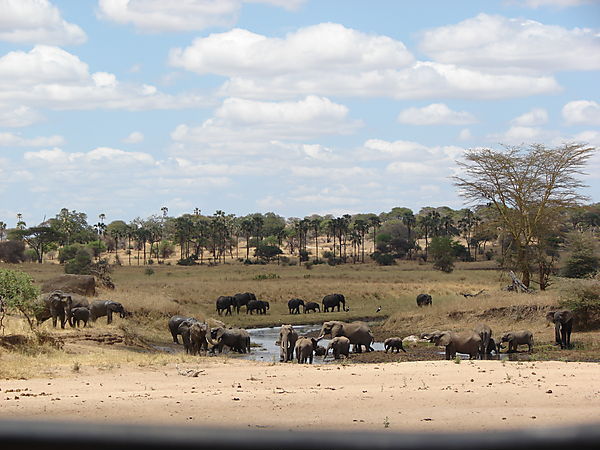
[1,359,599,432]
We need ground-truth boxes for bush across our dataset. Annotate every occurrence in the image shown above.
[86,240,107,258]
[58,244,83,264]
[177,257,197,266]
[65,248,93,274]
[562,254,600,279]
[559,283,600,330]
[0,268,41,330]
[429,237,456,273]
[24,249,38,263]
[254,243,283,262]
[144,267,155,276]
[299,250,310,262]
[0,240,25,263]
[158,241,175,259]
[371,252,395,266]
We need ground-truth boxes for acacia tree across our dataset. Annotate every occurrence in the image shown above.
[454,143,594,289]
[0,269,40,331]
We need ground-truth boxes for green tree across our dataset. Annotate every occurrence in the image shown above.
[429,236,456,273]
[9,226,64,263]
[0,268,41,330]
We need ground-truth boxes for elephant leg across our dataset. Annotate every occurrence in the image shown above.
[107,310,113,324]
[554,323,561,345]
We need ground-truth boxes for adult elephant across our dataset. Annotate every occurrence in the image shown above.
[178,320,214,355]
[546,310,573,349]
[279,325,298,362]
[233,292,256,314]
[428,331,481,360]
[473,323,492,358]
[416,294,432,307]
[317,321,373,353]
[287,298,304,315]
[35,291,72,329]
[216,296,235,316]
[168,315,198,344]
[322,294,346,312]
[211,327,251,354]
[90,300,126,324]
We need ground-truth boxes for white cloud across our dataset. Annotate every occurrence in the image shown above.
[511,108,549,126]
[0,132,63,147]
[170,24,559,100]
[0,0,86,45]
[562,100,600,126]
[397,103,476,125]
[458,128,472,141]
[123,131,144,143]
[0,45,208,111]
[97,0,306,33]
[0,105,43,127]
[419,13,600,73]
[24,147,155,165]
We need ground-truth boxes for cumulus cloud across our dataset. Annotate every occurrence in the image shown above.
[511,108,549,126]
[123,131,144,143]
[419,13,600,73]
[170,24,559,100]
[0,105,43,127]
[0,132,63,147]
[97,0,306,33]
[0,0,86,45]
[0,45,208,111]
[397,103,476,125]
[562,100,600,126]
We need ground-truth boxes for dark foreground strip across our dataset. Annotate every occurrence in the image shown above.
[1,420,599,450]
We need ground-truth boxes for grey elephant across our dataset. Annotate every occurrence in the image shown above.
[35,291,74,329]
[246,299,269,315]
[288,298,304,314]
[473,323,492,358]
[179,321,214,355]
[318,320,374,353]
[499,331,533,353]
[314,345,327,356]
[416,294,432,307]
[322,294,346,312]
[216,295,235,316]
[384,337,406,353]
[279,324,298,362]
[168,315,197,344]
[546,310,573,349]
[304,301,320,313]
[326,336,350,359]
[89,300,126,324]
[211,327,251,354]
[295,337,317,364]
[233,292,256,314]
[429,331,481,359]
[70,307,90,327]
[486,337,498,355]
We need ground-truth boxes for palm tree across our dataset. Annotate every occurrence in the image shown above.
[309,217,322,261]
[353,218,368,262]
[368,216,381,254]
[240,217,254,261]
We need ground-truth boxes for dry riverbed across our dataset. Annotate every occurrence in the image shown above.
[1,359,599,432]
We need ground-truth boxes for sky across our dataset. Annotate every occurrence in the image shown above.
[0,0,599,227]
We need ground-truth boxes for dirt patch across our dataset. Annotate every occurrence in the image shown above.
[477,304,554,321]
[349,345,443,363]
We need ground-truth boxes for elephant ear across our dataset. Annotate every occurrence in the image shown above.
[437,333,452,347]
[330,324,343,337]
[546,311,556,322]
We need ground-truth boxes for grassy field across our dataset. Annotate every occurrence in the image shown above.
[1,260,599,378]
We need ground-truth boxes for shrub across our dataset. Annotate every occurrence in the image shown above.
[58,244,83,264]
[254,243,283,262]
[371,252,395,266]
[0,240,25,263]
[24,249,38,263]
[559,283,600,330]
[144,268,155,276]
[430,237,456,273]
[562,254,600,279]
[158,241,175,259]
[177,257,197,266]
[299,249,310,262]
[0,268,41,330]
[86,240,107,258]
[65,248,93,274]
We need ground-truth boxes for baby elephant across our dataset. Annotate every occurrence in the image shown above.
[295,337,318,364]
[326,336,350,359]
[500,331,534,353]
[384,337,406,353]
[70,307,90,327]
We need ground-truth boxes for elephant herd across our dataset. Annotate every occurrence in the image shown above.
[288,294,347,314]
[35,290,128,329]
[168,315,250,355]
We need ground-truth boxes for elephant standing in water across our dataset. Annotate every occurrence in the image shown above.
[295,337,318,364]
[90,300,126,324]
[499,331,534,353]
[211,327,251,354]
[178,320,215,355]
[279,324,298,362]
[326,336,350,359]
[428,331,481,360]
[384,337,406,353]
[546,310,573,349]
[473,323,492,358]
[318,321,374,353]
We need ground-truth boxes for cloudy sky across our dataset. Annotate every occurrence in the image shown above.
[0,0,599,226]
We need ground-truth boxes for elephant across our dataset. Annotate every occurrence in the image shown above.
[318,321,373,353]
[35,291,73,329]
[486,337,498,355]
[546,310,573,349]
[322,294,346,312]
[211,327,251,354]
[314,345,327,356]
[473,323,492,358]
[246,300,269,315]
[384,337,406,353]
[89,300,126,324]
[303,301,320,313]
[233,292,257,314]
[216,295,235,316]
[326,336,350,359]
[499,331,534,353]
[416,294,432,307]
[287,298,305,315]
[428,331,481,360]
[295,337,318,364]
[179,321,214,355]
[168,315,198,344]
[70,307,90,328]
[279,324,298,362]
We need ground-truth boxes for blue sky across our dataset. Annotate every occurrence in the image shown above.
[0,0,599,227]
